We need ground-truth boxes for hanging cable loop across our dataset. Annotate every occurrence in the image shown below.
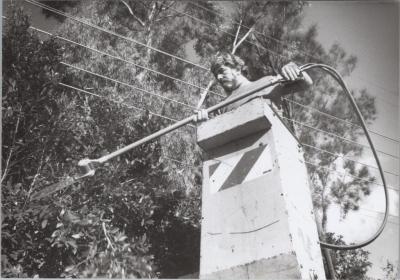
[298,63,389,250]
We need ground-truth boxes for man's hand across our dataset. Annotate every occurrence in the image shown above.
[195,109,209,123]
[281,62,303,81]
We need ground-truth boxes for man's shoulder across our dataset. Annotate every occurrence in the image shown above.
[233,75,278,96]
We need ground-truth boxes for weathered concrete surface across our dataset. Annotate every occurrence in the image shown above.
[201,253,301,279]
[263,103,325,278]
[198,99,325,279]
[197,98,271,151]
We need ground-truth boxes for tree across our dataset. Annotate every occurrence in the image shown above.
[381,260,399,280]
[2,5,183,278]
[2,7,73,277]
[325,233,372,279]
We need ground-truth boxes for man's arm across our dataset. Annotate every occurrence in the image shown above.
[280,62,313,93]
[258,62,312,102]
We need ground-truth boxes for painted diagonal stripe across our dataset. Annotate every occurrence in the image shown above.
[243,145,273,182]
[209,155,242,194]
[219,145,267,192]
[208,162,221,177]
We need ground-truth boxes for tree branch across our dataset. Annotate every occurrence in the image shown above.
[120,0,145,27]
[102,222,115,251]
[1,112,21,184]
[232,19,242,51]
[155,13,184,22]
[232,23,255,54]
[159,0,176,12]
[23,147,47,207]
[196,80,216,110]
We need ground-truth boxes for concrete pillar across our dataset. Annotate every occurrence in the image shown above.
[197,98,326,279]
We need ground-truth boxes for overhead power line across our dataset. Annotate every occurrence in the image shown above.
[26,24,225,99]
[2,15,214,113]
[24,19,398,150]
[24,0,209,71]
[59,82,196,129]
[20,1,397,108]
[189,2,317,61]
[358,212,399,226]
[304,160,398,191]
[191,2,399,97]
[5,6,398,168]
[61,62,196,110]
[59,50,398,162]
[283,97,399,144]
[301,143,399,177]
[159,2,287,61]
[10,4,397,135]
[280,116,399,160]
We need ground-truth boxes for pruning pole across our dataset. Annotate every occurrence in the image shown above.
[78,75,284,177]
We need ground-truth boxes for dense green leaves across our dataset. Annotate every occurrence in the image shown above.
[2,4,202,277]
[326,233,372,279]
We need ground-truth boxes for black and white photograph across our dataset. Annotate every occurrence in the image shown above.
[1,0,399,279]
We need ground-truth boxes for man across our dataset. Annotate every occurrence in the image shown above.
[196,52,312,120]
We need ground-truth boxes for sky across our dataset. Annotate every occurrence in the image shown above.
[3,0,399,279]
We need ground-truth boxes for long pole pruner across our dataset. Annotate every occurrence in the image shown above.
[77,75,285,178]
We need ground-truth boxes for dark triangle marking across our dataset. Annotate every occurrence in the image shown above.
[208,162,221,177]
[219,145,267,192]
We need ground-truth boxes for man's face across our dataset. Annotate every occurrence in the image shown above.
[215,65,241,92]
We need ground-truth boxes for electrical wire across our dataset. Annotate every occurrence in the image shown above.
[1,15,224,100]
[24,0,209,71]
[28,22,397,158]
[301,142,399,177]
[161,2,287,60]
[283,97,399,144]
[60,62,196,110]
[3,6,398,137]
[63,59,399,192]
[360,207,399,219]
[359,212,399,226]
[190,2,399,97]
[26,24,225,98]
[303,159,398,191]
[59,82,196,129]
[189,1,317,61]
[19,1,398,108]
[187,2,399,106]
[2,15,216,117]
[300,63,389,250]
[281,115,399,160]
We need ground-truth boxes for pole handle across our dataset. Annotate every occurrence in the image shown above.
[81,76,286,169]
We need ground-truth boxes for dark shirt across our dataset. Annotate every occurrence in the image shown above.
[219,75,310,114]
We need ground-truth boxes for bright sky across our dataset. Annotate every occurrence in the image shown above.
[303,2,399,278]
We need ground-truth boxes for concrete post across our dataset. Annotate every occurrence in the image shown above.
[197,98,326,279]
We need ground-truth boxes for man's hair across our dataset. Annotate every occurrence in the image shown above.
[210,51,247,77]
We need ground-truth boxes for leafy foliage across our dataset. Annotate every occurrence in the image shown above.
[325,233,372,279]
[380,260,399,280]
[2,4,203,278]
